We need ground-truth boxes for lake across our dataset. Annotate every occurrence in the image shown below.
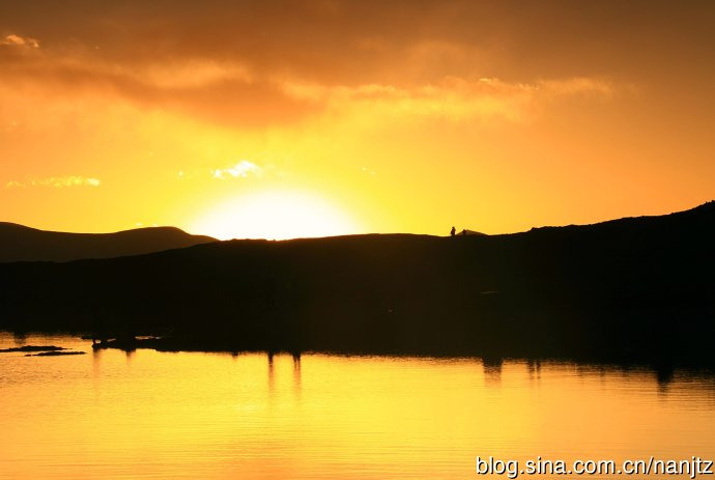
[1,332,713,479]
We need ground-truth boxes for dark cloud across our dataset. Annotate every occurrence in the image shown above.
[2,0,713,84]
[1,0,714,126]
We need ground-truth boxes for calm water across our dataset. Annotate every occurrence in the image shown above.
[1,332,714,480]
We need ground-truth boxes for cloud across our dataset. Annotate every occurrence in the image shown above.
[282,76,615,124]
[0,2,628,132]
[212,160,263,179]
[1,1,713,91]
[6,176,101,188]
[0,34,39,48]
[0,31,618,144]
[0,3,626,138]
[137,61,252,89]
[541,78,614,97]
[0,49,309,128]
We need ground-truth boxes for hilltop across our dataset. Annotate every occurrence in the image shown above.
[0,223,217,263]
[0,201,713,365]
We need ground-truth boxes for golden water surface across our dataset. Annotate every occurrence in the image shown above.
[1,333,713,479]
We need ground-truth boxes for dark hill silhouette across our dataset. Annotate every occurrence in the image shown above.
[1,201,714,366]
[0,223,216,263]
[459,229,487,236]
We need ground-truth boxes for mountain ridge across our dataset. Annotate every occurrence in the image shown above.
[1,201,713,365]
[0,223,217,263]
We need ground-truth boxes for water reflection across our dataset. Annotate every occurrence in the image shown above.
[526,359,542,381]
[267,351,275,395]
[483,356,503,385]
[0,332,714,480]
[124,348,135,363]
[655,363,676,393]
[267,351,303,399]
[293,352,302,397]
[12,331,27,346]
[92,347,103,378]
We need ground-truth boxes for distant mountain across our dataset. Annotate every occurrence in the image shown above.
[458,229,487,236]
[0,223,217,263]
[1,201,714,366]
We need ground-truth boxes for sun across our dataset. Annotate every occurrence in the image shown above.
[190,189,362,240]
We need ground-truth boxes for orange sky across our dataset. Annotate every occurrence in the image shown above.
[1,0,714,239]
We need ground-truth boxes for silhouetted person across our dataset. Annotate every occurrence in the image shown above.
[450,226,456,237]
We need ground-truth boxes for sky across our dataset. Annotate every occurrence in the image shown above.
[1,0,714,239]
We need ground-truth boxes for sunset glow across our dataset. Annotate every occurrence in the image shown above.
[1,3,714,478]
[190,189,361,240]
[1,1,714,237]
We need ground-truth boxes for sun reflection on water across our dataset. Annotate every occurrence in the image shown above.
[0,333,713,480]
